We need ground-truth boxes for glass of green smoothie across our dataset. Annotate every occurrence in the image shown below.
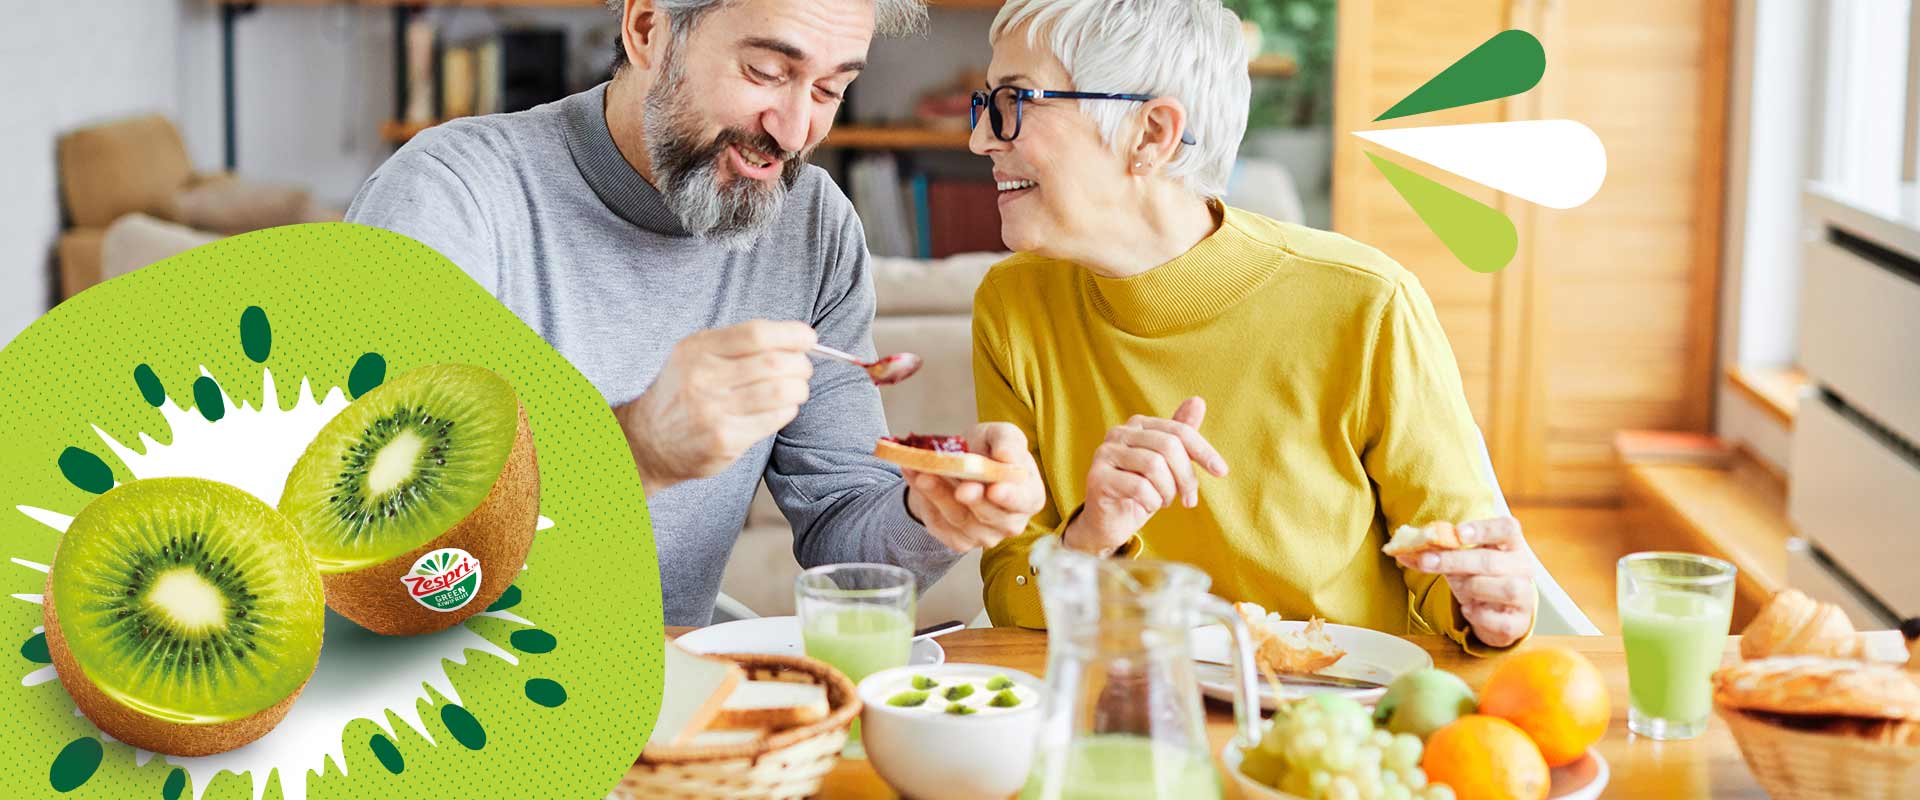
[1617,551,1736,740]
[797,563,915,758]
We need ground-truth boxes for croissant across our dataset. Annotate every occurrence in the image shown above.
[1740,590,1864,661]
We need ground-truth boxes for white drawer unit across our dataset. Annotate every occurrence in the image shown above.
[1799,233,1920,446]
[1784,538,1899,629]
[1788,395,1920,617]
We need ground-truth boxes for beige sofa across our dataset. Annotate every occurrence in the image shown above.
[56,114,338,298]
[718,252,1004,627]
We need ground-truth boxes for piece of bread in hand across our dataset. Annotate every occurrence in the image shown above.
[1382,521,1469,558]
[709,679,829,731]
[1740,589,1864,661]
[1236,601,1347,675]
[874,436,1020,483]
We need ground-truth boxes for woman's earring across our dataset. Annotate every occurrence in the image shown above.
[1133,161,1147,173]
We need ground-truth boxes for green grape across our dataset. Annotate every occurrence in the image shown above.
[1326,775,1360,800]
[1296,729,1329,759]
[1371,729,1394,749]
[1309,770,1332,794]
[1381,768,1401,787]
[1383,785,1413,800]
[1352,762,1383,798]
[1260,726,1289,757]
[1387,733,1424,770]
[1424,784,1456,800]
[1321,736,1357,772]
[1401,767,1428,790]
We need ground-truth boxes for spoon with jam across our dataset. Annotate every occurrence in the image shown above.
[810,343,923,385]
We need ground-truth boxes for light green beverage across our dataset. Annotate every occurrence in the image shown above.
[802,604,912,683]
[1620,585,1732,738]
[802,604,911,748]
[1019,734,1221,800]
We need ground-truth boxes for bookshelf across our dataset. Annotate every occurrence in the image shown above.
[376,54,1300,149]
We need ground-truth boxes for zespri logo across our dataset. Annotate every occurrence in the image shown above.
[403,548,483,612]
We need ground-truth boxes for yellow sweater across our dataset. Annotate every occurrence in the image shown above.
[973,206,1512,652]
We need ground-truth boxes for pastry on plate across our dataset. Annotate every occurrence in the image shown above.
[1382,521,1469,558]
[1235,602,1346,675]
[873,434,1020,482]
[1711,656,1920,721]
[1739,589,1863,660]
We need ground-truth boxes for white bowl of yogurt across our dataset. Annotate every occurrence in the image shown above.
[858,663,1045,800]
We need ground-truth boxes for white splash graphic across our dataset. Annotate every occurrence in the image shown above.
[13,366,549,800]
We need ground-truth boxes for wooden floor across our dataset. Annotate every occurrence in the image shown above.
[1514,503,1629,633]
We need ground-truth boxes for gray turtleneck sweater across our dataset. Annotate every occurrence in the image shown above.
[344,83,958,626]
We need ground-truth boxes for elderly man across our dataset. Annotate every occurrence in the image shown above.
[346,0,1044,626]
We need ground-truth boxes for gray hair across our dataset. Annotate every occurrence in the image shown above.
[991,0,1249,198]
[606,0,928,72]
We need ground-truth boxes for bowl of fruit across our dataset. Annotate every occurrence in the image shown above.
[1230,648,1613,800]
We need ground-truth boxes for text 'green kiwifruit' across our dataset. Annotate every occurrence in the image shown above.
[46,477,325,756]
[280,364,539,635]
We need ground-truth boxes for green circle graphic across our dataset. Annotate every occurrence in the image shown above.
[0,223,662,798]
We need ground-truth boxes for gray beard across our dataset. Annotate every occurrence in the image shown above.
[642,63,805,252]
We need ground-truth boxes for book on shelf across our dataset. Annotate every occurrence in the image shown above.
[848,154,916,259]
[925,180,1005,258]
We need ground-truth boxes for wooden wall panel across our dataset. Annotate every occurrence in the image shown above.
[1334,0,1728,502]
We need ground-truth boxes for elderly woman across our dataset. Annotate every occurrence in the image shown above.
[942,0,1536,651]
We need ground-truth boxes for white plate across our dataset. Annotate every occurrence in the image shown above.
[1223,742,1609,799]
[674,615,945,666]
[1190,621,1431,708]
[1862,629,1911,663]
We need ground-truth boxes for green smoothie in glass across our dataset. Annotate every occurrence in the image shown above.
[796,563,915,757]
[1019,734,1221,800]
[802,605,913,684]
[1617,552,1735,740]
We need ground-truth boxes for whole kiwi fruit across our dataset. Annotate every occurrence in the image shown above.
[280,363,538,635]
[45,477,325,756]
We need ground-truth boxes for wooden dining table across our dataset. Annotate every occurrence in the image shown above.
[788,628,1767,799]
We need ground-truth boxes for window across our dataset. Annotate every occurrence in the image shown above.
[1818,0,1910,212]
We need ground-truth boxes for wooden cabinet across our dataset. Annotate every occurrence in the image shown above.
[1332,0,1730,502]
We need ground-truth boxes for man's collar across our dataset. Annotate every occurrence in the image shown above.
[562,82,692,236]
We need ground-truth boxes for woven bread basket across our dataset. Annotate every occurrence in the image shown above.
[1720,708,1920,799]
[612,653,861,800]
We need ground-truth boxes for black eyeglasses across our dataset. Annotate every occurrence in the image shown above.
[970,85,1199,145]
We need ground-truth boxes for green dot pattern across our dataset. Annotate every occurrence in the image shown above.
[0,224,660,798]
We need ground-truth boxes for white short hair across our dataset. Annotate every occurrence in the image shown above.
[991,0,1249,198]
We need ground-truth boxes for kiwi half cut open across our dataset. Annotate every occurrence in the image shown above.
[45,477,325,756]
[280,364,538,635]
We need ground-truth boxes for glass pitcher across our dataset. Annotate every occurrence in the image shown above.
[1019,536,1261,800]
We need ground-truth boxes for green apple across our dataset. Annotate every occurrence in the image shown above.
[1374,668,1478,739]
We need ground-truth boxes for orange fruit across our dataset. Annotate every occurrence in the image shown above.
[1422,715,1549,800]
[1478,647,1610,766]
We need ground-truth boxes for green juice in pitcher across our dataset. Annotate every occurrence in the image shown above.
[1019,734,1221,800]
[1620,588,1731,724]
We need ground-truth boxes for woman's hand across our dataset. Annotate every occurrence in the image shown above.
[1062,397,1229,556]
[904,423,1047,552]
[1394,516,1537,648]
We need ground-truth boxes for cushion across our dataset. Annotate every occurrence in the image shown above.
[58,115,194,228]
[870,251,1004,316]
[163,178,318,236]
[99,213,219,283]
